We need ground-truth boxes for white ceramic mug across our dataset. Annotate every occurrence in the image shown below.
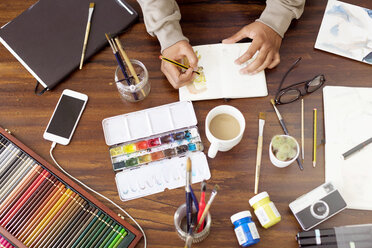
[205,105,245,158]
[269,135,300,168]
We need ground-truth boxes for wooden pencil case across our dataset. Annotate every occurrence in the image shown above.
[0,127,142,248]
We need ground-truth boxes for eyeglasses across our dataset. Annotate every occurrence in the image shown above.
[274,57,325,105]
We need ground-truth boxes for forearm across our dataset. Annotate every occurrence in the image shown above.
[257,0,306,38]
[137,0,188,52]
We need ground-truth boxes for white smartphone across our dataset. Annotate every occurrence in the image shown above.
[43,89,88,145]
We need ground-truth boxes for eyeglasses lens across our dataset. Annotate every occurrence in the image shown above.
[279,89,300,104]
[307,75,324,93]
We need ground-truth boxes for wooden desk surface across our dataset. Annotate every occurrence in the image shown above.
[1,0,372,247]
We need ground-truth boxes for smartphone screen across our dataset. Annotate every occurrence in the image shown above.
[46,95,86,139]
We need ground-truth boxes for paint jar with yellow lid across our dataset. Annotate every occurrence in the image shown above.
[249,192,281,229]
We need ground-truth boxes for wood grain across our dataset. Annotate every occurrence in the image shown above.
[1,0,372,247]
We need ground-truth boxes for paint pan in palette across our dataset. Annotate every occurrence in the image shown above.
[109,127,203,171]
[102,101,211,201]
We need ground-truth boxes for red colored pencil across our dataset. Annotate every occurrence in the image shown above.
[0,165,41,213]
[0,170,50,226]
[7,177,57,234]
[5,174,53,230]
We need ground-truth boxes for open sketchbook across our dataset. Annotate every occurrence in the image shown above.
[315,0,372,65]
[323,86,372,210]
[179,43,268,101]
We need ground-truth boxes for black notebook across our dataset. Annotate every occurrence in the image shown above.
[0,0,138,94]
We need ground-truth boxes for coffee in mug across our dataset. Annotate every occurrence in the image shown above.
[209,114,240,140]
[205,105,245,158]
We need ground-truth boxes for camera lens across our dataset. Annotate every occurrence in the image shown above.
[310,200,329,219]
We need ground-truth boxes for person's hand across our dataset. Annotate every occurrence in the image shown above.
[222,21,282,74]
[161,40,198,89]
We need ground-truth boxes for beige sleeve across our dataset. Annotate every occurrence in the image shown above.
[257,0,306,38]
[137,0,188,52]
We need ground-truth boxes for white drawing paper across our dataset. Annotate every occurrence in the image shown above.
[315,0,372,65]
[323,86,372,210]
[179,43,268,101]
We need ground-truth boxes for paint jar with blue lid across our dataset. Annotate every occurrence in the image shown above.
[231,211,260,247]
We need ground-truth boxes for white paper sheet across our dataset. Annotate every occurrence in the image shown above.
[323,86,372,210]
[179,43,268,101]
[315,0,372,65]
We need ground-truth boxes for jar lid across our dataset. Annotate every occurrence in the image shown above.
[230,211,252,224]
[249,192,269,206]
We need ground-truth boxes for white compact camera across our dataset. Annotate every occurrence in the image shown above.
[289,182,347,231]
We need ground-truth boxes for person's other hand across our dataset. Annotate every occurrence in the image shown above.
[161,40,198,89]
[222,22,282,74]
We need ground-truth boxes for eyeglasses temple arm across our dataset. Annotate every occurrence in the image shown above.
[275,57,302,100]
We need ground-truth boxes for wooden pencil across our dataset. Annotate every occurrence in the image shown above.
[7,177,57,234]
[90,218,114,247]
[24,188,73,246]
[59,205,94,247]
[0,170,50,226]
[159,55,200,75]
[31,192,77,247]
[301,99,304,163]
[13,181,61,237]
[0,165,42,215]
[83,215,110,247]
[18,184,66,241]
[33,193,78,248]
[5,173,52,229]
[67,208,99,248]
[51,202,90,248]
[39,197,84,248]
[313,108,317,168]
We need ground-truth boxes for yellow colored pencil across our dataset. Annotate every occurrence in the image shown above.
[301,99,304,163]
[24,189,72,246]
[79,3,95,70]
[313,108,317,168]
[159,55,200,75]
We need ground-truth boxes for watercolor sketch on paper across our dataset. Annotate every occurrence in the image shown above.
[315,0,372,64]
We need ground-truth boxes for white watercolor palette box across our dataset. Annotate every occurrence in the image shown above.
[102,101,211,201]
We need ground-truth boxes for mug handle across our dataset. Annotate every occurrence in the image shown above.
[208,142,219,158]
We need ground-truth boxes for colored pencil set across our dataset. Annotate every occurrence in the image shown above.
[297,225,372,248]
[0,129,141,248]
